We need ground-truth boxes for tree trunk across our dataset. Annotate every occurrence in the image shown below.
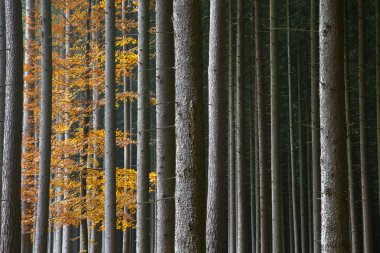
[34,0,53,250]
[0,0,23,250]
[319,0,350,251]
[156,0,175,252]
[207,0,227,252]
[310,0,321,252]
[227,1,236,252]
[254,0,269,252]
[173,0,206,251]
[358,1,373,252]
[287,1,299,252]
[270,0,283,251]
[377,0,380,235]
[344,4,358,251]
[21,0,35,251]
[136,0,150,252]
[104,0,117,250]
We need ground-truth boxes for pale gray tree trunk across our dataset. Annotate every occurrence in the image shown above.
[227,1,236,252]
[310,1,321,252]
[287,2,299,252]
[319,0,350,251]
[0,0,5,236]
[344,4,358,251]
[0,0,23,250]
[136,0,150,252]
[156,0,175,252]
[104,0,117,250]
[21,0,35,251]
[254,0,269,252]
[173,0,206,251]
[34,0,53,250]
[270,0,283,251]
[62,7,72,253]
[206,0,227,252]
[235,0,247,252]
[358,1,373,252]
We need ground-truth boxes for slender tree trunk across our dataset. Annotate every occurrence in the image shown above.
[319,0,350,251]
[173,0,205,251]
[0,0,5,236]
[207,0,227,252]
[270,0,283,251]
[136,0,150,252]
[227,1,236,252]
[0,0,23,250]
[310,1,321,252]
[358,1,373,252]
[21,0,35,251]
[344,4,358,251]
[236,0,247,251]
[287,2,299,252]
[34,0,53,250]
[377,0,380,232]
[255,0,269,252]
[156,0,175,252]
[62,7,72,253]
[104,0,117,250]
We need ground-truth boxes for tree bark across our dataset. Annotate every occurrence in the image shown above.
[0,0,5,232]
[173,0,206,251]
[0,0,23,250]
[358,1,373,252]
[207,0,227,252]
[319,0,350,251]
[227,1,236,252]
[136,0,150,252]
[104,0,117,250]
[270,0,283,251]
[377,0,380,235]
[156,0,175,252]
[34,0,53,250]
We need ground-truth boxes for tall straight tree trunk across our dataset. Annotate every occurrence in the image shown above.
[310,1,321,252]
[254,0,269,252]
[0,0,5,233]
[136,0,150,252]
[227,1,236,252]
[21,0,35,251]
[270,0,283,251]
[156,0,175,252]
[62,6,72,253]
[0,0,23,250]
[319,0,350,251]
[287,2,299,252]
[207,0,227,252]
[344,4,358,251]
[104,0,117,250]
[34,0,53,250]
[358,1,373,252]
[377,0,380,227]
[236,0,247,251]
[173,0,205,251]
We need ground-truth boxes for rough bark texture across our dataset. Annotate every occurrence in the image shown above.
[270,0,283,252]
[255,0,269,252]
[236,0,248,252]
[227,1,236,252]
[358,1,373,252]
[136,0,150,252]
[206,0,227,252]
[173,0,206,251]
[104,0,117,250]
[319,0,350,251]
[156,0,175,252]
[34,0,53,250]
[0,0,23,251]
[310,1,321,252]
[0,0,5,231]
[287,2,299,252]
